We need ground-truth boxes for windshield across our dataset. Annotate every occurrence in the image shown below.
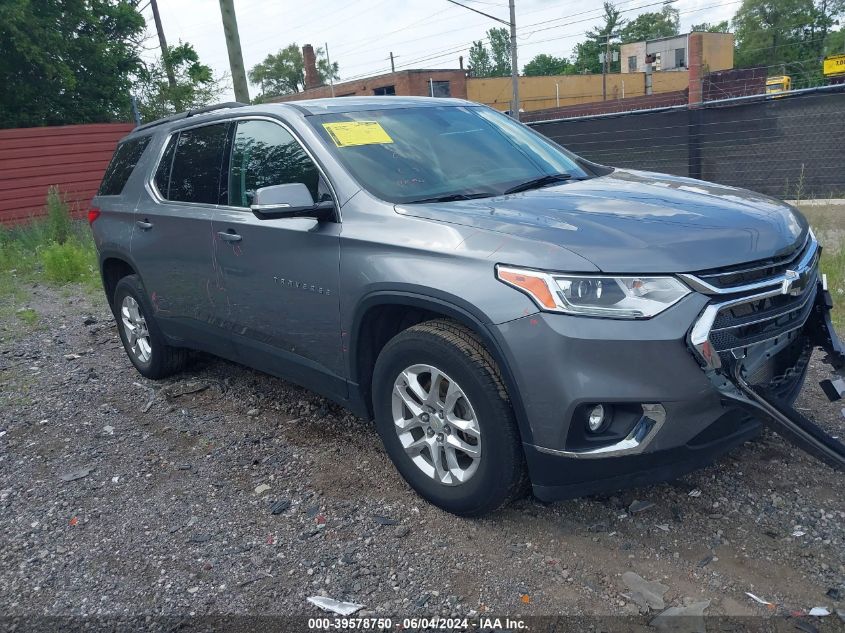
[309,105,593,204]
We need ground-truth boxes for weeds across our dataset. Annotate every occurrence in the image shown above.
[0,189,98,317]
[793,163,806,204]
[799,203,845,330]
[45,186,73,245]
[15,308,38,326]
[42,240,96,283]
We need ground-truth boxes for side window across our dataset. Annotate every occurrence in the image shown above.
[164,123,229,204]
[153,135,177,199]
[228,120,321,207]
[98,136,151,196]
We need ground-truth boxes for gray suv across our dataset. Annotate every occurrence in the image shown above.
[91,97,845,516]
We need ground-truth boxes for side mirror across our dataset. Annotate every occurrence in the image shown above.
[249,183,334,221]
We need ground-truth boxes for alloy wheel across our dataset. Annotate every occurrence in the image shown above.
[120,295,152,364]
[391,364,482,486]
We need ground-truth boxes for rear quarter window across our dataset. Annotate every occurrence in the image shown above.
[98,136,151,196]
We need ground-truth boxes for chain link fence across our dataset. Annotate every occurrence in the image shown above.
[529,84,845,199]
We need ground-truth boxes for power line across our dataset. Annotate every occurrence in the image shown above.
[338,0,694,79]
[336,0,653,74]
[444,0,511,26]
[332,7,453,56]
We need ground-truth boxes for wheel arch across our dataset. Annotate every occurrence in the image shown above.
[349,291,534,444]
[98,249,142,310]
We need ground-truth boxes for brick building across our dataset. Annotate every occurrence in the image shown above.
[269,45,467,103]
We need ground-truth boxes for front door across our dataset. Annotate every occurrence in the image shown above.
[211,118,345,400]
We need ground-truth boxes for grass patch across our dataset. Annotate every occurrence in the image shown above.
[42,240,96,283]
[15,308,38,326]
[798,203,845,330]
[0,190,99,331]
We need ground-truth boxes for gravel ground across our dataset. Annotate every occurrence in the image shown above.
[1,283,844,626]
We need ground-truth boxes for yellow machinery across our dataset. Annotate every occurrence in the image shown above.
[823,54,845,78]
[766,75,791,95]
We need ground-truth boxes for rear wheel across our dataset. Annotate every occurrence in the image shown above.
[114,275,187,379]
[372,319,526,516]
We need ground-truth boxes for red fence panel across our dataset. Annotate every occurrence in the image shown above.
[0,122,134,224]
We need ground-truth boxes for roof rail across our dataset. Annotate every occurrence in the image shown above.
[133,102,249,133]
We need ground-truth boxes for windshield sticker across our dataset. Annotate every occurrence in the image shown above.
[322,121,393,147]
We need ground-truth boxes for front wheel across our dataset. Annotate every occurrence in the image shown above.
[372,319,526,516]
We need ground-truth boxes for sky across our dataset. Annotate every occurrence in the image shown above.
[139,0,741,101]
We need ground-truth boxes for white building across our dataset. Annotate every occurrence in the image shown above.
[620,32,734,74]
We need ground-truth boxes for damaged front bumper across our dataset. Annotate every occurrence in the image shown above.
[688,239,845,471]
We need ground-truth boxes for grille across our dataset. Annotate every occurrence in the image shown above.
[708,269,818,353]
[690,233,812,291]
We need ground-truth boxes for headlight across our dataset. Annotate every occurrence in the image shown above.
[496,265,691,318]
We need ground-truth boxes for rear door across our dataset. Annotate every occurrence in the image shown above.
[92,135,152,260]
[211,118,345,399]
[130,122,233,354]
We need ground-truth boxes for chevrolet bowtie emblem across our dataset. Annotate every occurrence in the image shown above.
[781,269,804,296]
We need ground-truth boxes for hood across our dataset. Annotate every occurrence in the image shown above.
[394,169,808,273]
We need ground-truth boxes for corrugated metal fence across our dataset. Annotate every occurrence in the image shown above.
[0,122,133,224]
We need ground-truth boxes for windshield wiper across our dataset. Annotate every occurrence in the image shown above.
[407,192,494,204]
[503,173,572,194]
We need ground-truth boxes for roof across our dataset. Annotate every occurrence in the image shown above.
[624,31,732,46]
[125,97,475,140]
[286,96,473,114]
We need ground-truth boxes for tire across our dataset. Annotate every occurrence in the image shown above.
[372,319,526,516]
[113,274,188,379]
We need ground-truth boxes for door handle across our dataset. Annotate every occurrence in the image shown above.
[136,219,153,230]
[218,230,242,243]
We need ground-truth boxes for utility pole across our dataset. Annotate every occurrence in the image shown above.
[389,52,395,73]
[325,42,335,97]
[218,0,250,103]
[444,0,519,120]
[602,34,608,101]
[600,32,618,101]
[508,0,519,120]
[149,0,176,90]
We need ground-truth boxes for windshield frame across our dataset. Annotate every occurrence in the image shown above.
[305,104,608,205]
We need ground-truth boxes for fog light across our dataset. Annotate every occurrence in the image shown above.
[587,404,607,433]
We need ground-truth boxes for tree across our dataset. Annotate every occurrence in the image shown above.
[811,0,845,56]
[620,2,680,42]
[488,27,512,76]
[571,2,626,74]
[467,28,511,77]
[690,20,731,31]
[0,0,145,128]
[733,0,813,68]
[248,44,339,101]
[133,42,225,121]
[731,0,844,82]
[523,54,573,76]
[826,25,845,54]
[468,41,493,77]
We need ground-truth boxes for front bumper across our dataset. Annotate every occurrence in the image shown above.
[495,297,760,497]
[495,235,844,500]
